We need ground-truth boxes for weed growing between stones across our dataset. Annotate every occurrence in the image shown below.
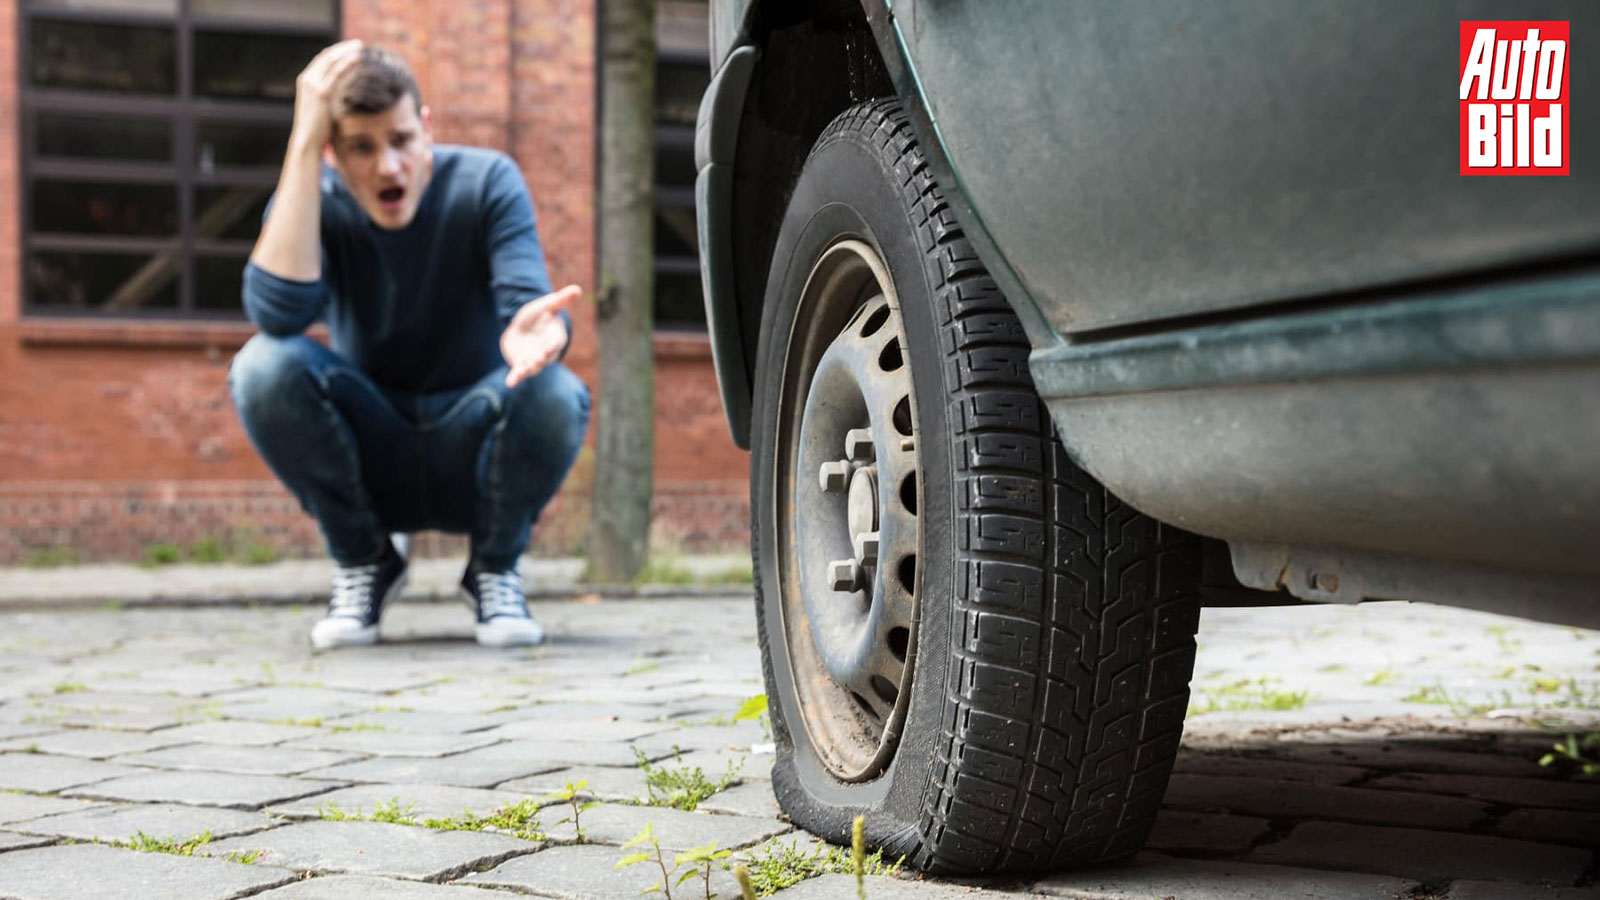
[319,796,546,841]
[633,747,742,811]
[737,832,903,897]
[422,799,545,842]
[1188,677,1311,716]
[1540,732,1600,777]
[616,822,732,900]
[318,797,417,825]
[549,779,597,843]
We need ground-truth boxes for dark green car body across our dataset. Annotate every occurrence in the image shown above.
[696,1,1600,625]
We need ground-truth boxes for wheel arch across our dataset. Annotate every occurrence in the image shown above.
[699,0,926,449]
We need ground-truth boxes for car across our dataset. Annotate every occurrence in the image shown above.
[691,0,1599,877]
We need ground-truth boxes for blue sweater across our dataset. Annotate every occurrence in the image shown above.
[241,145,563,393]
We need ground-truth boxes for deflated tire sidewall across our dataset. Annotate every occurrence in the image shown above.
[752,124,953,848]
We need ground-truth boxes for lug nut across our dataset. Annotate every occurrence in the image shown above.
[819,460,851,493]
[845,428,875,463]
[829,559,862,592]
[853,531,880,565]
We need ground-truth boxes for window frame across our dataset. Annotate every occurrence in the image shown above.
[17,0,339,319]
[650,42,710,333]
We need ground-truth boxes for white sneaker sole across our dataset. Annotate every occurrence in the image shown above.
[310,570,408,650]
[474,618,545,648]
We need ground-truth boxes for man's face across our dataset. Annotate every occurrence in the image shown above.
[330,96,433,230]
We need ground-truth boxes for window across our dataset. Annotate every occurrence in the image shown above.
[19,0,339,317]
[653,0,711,330]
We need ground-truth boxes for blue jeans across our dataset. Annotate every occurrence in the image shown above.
[229,334,590,570]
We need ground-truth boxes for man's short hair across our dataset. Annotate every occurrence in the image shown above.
[335,46,422,117]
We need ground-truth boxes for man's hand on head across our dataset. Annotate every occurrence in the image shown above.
[292,39,365,154]
[501,284,582,388]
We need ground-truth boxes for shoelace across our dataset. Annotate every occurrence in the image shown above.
[474,570,528,620]
[329,561,382,617]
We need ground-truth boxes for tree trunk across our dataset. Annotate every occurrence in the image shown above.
[589,0,657,582]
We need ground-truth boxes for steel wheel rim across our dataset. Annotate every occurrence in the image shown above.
[775,238,922,782]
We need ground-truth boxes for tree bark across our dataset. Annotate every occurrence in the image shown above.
[589,0,657,582]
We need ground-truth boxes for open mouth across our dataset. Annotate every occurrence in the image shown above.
[377,186,406,206]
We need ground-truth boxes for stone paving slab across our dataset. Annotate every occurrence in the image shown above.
[627,722,771,752]
[1260,742,1562,779]
[500,701,711,722]
[769,874,1028,898]
[0,724,61,742]
[0,842,296,900]
[0,728,187,759]
[1169,752,1368,785]
[1033,853,1416,899]
[252,875,523,898]
[496,765,652,802]
[460,842,746,899]
[64,771,347,810]
[1365,771,1600,812]
[0,753,142,792]
[269,783,543,822]
[1144,810,1273,854]
[155,721,323,746]
[0,792,104,825]
[0,831,54,852]
[1495,806,1600,849]
[221,686,391,710]
[574,802,792,850]
[112,743,361,776]
[1247,821,1592,884]
[1161,773,1490,830]
[325,710,512,735]
[205,820,540,881]
[470,738,677,768]
[12,801,276,842]
[301,751,565,789]
[1449,881,1600,900]
[280,730,501,758]
[484,717,676,743]
[32,691,196,714]
[53,710,188,732]
[214,699,367,724]
[673,748,774,782]
[695,780,783,819]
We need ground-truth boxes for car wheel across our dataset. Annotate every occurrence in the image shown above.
[749,99,1204,874]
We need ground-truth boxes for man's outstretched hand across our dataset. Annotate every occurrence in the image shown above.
[501,284,582,387]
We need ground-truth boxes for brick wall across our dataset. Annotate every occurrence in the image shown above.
[0,0,751,565]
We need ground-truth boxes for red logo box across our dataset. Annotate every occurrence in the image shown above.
[1459,20,1569,176]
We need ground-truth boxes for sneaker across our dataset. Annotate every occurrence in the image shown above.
[310,541,408,650]
[461,565,545,647]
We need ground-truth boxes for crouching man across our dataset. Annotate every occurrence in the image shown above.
[229,41,590,649]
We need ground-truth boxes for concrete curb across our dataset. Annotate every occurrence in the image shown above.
[0,583,755,612]
[0,554,753,611]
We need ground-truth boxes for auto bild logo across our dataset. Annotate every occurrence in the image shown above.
[1459,21,1569,175]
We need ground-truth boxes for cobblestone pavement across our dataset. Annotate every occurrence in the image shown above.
[0,593,1594,899]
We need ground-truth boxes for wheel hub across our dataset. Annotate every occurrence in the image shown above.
[777,240,922,782]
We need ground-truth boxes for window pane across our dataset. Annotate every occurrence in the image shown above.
[194,256,249,312]
[36,113,171,163]
[655,135,695,188]
[654,207,698,258]
[196,121,292,170]
[655,269,706,328]
[27,0,177,15]
[656,61,709,127]
[194,31,325,101]
[192,0,334,28]
[32,180,178,236]
[195,186,272,241]
[29,20,176,95]
[28,251,180,311]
